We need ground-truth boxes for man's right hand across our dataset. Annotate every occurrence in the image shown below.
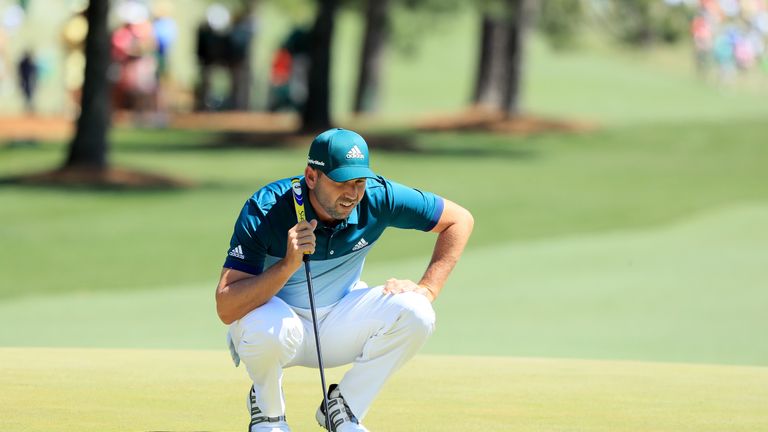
[284,219,318,270]
[216,222,317,325]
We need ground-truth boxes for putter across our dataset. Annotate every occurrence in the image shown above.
[290,178,331,430]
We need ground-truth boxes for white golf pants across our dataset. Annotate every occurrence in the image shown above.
[227,284,436,420]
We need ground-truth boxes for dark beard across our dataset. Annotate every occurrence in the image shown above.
[325,202,354,221]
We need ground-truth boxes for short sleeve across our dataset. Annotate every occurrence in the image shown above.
[384,179,444,231]
[223,199,267,275]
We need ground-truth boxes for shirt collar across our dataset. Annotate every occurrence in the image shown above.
[347,203,360,225]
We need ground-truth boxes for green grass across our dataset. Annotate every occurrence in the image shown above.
[2,54,768,369]
[1,348,767,432]
[3,7,768,430]
[3,119,768,301]
[2,201,767,365]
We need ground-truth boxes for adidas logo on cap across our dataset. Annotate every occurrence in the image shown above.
[346,145,365,159]
[229,245,245,259]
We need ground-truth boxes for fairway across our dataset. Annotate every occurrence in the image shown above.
[0,205,768,366]
[1,203,767,365]
[1,348,766,432]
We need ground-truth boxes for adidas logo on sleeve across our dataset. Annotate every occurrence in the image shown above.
[352,238,369,251]
[345,145,365,159]
[229,245,245,259]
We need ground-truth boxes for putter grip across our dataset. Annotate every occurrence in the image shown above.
[290,178,311,261]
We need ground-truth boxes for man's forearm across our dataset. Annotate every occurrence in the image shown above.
[418,216,473,299]
[216,260,296,324]
[217,220,316,324]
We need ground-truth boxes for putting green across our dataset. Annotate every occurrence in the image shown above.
[1,348,766,431]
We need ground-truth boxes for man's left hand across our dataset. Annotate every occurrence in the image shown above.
[382,278,435,302]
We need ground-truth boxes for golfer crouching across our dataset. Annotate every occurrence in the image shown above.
[216,128,474,431]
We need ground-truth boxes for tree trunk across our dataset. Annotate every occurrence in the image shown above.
[301,0,338,132]
[502,0,534,117]
[353,0,390,114]
[64,0,110,169]
[473,14,508,109]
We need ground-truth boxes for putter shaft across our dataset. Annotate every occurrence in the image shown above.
[304,257,331,430]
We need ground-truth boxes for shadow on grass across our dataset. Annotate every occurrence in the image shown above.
[0,128,544,193]
[111,130,541,160]
[0,167,194,191]
[0,173,267,196]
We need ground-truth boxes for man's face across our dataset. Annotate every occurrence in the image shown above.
[307,168,367,222]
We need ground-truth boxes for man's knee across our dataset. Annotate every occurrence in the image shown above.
[397,293,436,342]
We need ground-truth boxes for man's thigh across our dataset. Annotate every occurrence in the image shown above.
[289,286,429,368]
[230,296,303,350]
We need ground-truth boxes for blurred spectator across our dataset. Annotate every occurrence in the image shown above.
[734,31,757,68]
[195,3,231,111]
[194,3,257,111]
[61,6,88,114]
[111,0,158,121]
[152,0,177,80]
[687,0,768,81]
[692,15,713,75]
[1,4,23,100]
[17,50,37,113]
[0,28,7,97]
[228,9,255,110]
[268,27,310,112]
[714,31,737,81]
[152,0,177,122]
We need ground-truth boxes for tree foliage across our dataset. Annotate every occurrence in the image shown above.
[387,0,467,57]
[537,0,583,50]
[590,0,691,46]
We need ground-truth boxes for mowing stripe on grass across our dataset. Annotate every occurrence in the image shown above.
[1,348,766,432]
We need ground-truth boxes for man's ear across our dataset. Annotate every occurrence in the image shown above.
[305,166,317,189]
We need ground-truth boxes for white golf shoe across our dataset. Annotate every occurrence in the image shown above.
[315,384,370,432]
[248,386,291,432]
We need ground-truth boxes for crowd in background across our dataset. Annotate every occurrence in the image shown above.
[110,0,176,119]
[267,27,310,113]
[0,0,261,118]
[0,2,32,110]
[68,0,180,122]
[687,0,768,80]
[6,0,768,118]
[194,3,255,111]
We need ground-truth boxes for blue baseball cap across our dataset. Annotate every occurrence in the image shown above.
[307,128,376,182]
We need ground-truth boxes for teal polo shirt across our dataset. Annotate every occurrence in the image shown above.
[223,175,444,308]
